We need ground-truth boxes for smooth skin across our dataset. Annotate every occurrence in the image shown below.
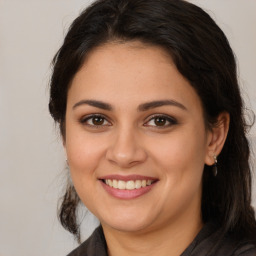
[64,41,229,256]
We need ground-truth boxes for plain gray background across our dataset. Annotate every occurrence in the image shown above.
[0,0,255,255]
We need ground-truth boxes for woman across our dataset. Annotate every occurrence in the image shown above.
[49,0,256,255]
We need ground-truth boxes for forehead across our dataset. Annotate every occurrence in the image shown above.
[68,41,203,115]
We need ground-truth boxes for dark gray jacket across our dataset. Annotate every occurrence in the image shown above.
[67,223,256,256]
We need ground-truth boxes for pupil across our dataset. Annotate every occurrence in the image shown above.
[93,117,104,125]
[155,117,166,126]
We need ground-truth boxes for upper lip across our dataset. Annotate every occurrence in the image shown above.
[98,174,158,181]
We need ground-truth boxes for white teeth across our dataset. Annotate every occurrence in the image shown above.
[113,179,118,188]
[126,180,135,190]
[108,180,112,187]
[147,180,152,185]
[104,179,154,190]
[118,180,126,189]
[135,180,142,189]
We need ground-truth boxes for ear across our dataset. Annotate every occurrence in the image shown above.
[205,112,230,165]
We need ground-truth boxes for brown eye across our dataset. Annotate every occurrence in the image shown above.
[81,115,110,127]
[92,116,104,125]
[154,117,167,126]
[145,115,177,128]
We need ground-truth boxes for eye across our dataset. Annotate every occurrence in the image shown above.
[80,114,111,127]
[144,115,177,128]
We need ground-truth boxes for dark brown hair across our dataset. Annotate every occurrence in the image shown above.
[49,0,256,245]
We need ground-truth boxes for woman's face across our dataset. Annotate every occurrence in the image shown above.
[65,41,213,233]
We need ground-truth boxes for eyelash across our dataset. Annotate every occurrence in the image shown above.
[79,114,177,128]
[80,114,111,128]
[144,114,177,128]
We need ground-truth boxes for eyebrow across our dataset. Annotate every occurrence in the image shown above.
[138,100,187,111]
[73,100,113,111]
[72,99,187,111]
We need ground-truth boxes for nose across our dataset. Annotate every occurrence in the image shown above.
[106,127,147,168]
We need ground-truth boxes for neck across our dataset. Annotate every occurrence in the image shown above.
[102,214,203,256]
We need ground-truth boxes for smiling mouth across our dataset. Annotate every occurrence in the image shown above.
[102,179,156,190]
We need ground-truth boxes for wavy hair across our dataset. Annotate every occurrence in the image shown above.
[49,0,256,244]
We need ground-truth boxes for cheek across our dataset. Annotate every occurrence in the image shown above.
[65,134,107,210]
[149,130,206,212]
[65,125,105,167]
[148,127,207,196]
[64,126,107,192]
[151,128,206,168]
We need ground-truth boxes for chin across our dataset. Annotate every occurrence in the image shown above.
[99,210,157,233]
[104,221,151,233]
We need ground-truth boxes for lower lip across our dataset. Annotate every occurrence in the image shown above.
[100,181,157,200]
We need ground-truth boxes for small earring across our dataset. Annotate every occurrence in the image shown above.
[66,159,69,166]
[213,155,218,177]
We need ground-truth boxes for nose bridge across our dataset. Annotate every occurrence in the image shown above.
[106,123,147,167]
